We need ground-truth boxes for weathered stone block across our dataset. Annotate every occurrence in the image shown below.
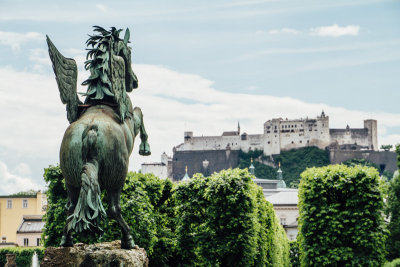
[40,241,148,267]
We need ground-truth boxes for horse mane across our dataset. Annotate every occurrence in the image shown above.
[81,26,123,101]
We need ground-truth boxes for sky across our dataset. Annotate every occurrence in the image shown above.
[0,0,399,194]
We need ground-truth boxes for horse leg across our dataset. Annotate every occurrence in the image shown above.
[60,185,79,247]
[107,189,134,249]
[133,107,151,156]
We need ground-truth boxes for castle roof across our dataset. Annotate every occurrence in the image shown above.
[222,131,239,136]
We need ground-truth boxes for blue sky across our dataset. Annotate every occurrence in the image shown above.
[0,0,399,193]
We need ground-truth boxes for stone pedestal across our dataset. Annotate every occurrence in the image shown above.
[5,254,16,267]
[41,240,148,267]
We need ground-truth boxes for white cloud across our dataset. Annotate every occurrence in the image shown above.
[0,161,41,195]
[0,65,399,191]
[95,4,108,12]
[310,24,360,37]
[29,48,50,66]
[268,28,300,35]
[0,31,44,50]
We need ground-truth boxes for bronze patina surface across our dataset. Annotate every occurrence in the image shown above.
[47,26,151,249]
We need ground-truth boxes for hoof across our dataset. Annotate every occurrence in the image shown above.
[121,235,135,249]
[139,142,151,156]
[60,235,73,247]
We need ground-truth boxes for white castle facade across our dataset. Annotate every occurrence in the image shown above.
[176,111,378,156]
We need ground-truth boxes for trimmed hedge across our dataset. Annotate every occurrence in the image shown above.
[298,165,387,266]
[289,240,300,267]
[384,258,400,267]
[174,168,289,266]
[43,166,289,266]
[386,145,400,261]
[0,247,44,266]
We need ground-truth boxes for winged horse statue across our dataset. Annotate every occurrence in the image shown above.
[46,26,151,249]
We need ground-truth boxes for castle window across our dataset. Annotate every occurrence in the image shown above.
[291,141,294,144]
[295,125,297,128]
[1,237,6,243]
[268,141,270,144]
[24,238,29,246]
[307,140,309,143]
[7,200,12,209]
[275,126,277,129]
[267,131,270,133]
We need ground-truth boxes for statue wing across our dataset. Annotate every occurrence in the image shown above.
[46,35,82,123]
[111,54,129,122]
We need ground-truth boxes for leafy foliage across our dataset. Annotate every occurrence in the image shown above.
[174,168,289,266]
[289,240,300,267]
[43,166,289,266]
[298,165,387,266]
[386,145,400,261]
[384,258,400,267]
[239,147,330,187]
[10,189,38,196]
[381,144,393,151]
[0,247,44,266]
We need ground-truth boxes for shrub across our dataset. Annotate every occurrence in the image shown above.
[174,168,289,266]
[0,247,44,266]
[386,145,400,261]
[298,165,387,266]
[384,258,400,267]
[289,240,300,267]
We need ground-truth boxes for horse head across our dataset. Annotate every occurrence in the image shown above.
[113,28,138,92]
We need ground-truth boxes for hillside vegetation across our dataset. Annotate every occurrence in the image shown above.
[239,146,330,187]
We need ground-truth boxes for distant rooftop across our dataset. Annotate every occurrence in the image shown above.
[222,131,239,136]
[266,190,298,206]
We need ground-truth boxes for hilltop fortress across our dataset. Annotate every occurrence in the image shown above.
[176,111,378,156]
[142,112,396,180]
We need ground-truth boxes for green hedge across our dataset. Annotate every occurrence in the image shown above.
[289,240,300,267]
[43,166,289,266]
[384,258,400,267]
[386,145,400,261]
[298,165,387,266]
[0,247,44,266]
[174,168,289,266]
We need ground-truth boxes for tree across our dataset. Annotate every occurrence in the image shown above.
[298,165,387,266]
[386,145,400,260]
[381,144,393,151]
[238,147,330,187]
[174,168,290,266]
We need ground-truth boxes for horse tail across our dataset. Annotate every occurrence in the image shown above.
[68,125,106,233]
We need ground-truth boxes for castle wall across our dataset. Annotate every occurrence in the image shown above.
[176,135,241,151]
[172,150,240,180]
[240,134,263,152]
[141,164,169,179]
[329,150,397,173]
[330,128,370,148]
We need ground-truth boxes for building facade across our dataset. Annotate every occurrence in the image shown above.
[0,191,46,246]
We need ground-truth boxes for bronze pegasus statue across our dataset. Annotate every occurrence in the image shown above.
[46,26,151,249]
